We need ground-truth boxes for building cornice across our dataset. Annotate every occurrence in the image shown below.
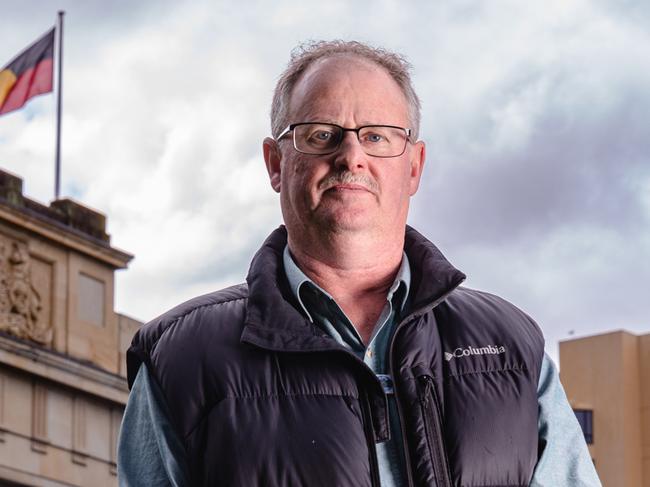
[0,333,129,405]
[0,201,132,269]
[0,168,132,269]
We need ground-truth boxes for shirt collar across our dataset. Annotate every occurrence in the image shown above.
[282,245,411,322]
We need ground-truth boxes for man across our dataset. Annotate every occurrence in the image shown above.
[118,41,601,486]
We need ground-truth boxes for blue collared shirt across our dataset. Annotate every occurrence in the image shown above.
[118,250,602,486]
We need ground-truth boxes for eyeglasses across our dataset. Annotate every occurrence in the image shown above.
[277,122,412,158]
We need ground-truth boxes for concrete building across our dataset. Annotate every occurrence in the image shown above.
[0,169,141,486]
[560,330,650,487]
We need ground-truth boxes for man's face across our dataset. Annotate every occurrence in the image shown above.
[264,55,425,238]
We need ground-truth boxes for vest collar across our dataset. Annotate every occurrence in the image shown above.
[241,225,466,353]
[403,225,467,314]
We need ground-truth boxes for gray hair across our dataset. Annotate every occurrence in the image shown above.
[270,40,421,140]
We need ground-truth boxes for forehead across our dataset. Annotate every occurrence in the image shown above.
[288,55,409,125]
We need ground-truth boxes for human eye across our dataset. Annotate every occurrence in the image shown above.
[308,126,336,142]
[360,127,390,144]
[365,133,386,143]
[312,130,333,141]
[303,124,338,147]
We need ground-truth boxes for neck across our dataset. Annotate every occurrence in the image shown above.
[287,227,405,343]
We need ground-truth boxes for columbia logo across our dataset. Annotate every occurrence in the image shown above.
[444,345,506,361]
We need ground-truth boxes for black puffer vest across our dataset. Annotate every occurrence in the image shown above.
[127,226,544,487]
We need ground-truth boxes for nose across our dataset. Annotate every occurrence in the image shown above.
[332,131,367,172]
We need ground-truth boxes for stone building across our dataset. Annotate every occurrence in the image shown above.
[0,168,141,486]
[560,330,650,487]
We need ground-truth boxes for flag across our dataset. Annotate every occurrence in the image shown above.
[0,28,55,116]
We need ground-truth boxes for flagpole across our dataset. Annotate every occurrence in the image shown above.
[54,10,64,200]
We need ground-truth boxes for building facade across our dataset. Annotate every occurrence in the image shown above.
[560,330,650,487]
[0,169,141,486]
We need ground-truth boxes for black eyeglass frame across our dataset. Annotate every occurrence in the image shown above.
[277,122,413,158]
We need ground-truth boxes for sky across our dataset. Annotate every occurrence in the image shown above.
[0,0,648,363]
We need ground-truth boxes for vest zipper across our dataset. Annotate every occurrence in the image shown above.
[389,285,464,487]
[417,375,453,487]
[360,391,381,487]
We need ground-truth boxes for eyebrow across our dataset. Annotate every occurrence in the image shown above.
[291,103,403,127]
[293,108,339,125]
[305,121,404,129]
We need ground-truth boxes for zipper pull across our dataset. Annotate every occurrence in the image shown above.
[418,375,433,409]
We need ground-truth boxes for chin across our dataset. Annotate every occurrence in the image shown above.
[316,210,376,234]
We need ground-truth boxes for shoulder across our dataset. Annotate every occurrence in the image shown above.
[126,283,248,388]
[435,286,545,355]
[133,283,248,350]
[442,286,540,328]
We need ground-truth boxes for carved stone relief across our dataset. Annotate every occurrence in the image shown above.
[0,236,52,345]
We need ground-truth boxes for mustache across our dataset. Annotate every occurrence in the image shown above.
[318,171,378,193]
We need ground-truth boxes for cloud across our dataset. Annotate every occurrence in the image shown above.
[409,0,650,358]
[1,0,648,361]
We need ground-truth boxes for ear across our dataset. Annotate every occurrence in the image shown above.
[408,140,426,196]
[263,137,282,193]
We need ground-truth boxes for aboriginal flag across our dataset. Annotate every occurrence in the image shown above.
[0,28,55,116]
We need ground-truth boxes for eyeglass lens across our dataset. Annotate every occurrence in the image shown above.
[293,123,408,157]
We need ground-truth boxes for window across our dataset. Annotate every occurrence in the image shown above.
[573,409,593,444]
[77,273,105,326]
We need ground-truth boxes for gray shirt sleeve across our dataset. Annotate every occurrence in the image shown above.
[117,364,190,487]
[530,353,602,486]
